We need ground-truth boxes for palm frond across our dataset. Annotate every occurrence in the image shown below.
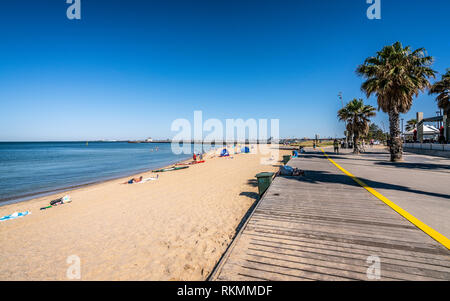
[356,41,436,114]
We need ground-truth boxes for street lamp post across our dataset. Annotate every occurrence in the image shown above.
[436,111,441,128]
[381,121,387,145]
[401,118,404,142]
[338,92,347,148]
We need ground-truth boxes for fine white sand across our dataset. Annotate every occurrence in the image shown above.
[0,145,289,280]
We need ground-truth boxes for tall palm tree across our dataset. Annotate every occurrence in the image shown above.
[430,69,450,141]
[338,98,376,154]
[430,69,450,111]
[356,42,436,161]
[406,118,417,131]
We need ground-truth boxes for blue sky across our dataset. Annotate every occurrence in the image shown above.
[0,0,448,141]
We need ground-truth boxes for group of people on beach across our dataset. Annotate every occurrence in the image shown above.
[193,152,204,161]
[124,150,209,185]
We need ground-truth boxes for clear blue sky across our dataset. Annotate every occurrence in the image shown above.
[0,0,448,141]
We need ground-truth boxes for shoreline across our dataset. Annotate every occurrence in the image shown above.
[0,147,222,211]
[0,154,195,207]
[0,145,289,280]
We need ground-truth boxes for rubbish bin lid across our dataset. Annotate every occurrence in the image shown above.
[256,172,274,178]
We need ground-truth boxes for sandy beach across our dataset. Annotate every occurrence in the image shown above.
[0,145,290,280]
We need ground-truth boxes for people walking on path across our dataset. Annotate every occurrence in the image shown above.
[333,139,340,154]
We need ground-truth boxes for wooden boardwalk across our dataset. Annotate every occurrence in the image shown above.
[210,155,450,281]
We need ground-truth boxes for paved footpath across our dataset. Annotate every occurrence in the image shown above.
[211,149,450,281]
[322,147,450,238]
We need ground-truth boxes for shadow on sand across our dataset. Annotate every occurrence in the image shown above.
[246,179,258,187]
[239,191,259,200]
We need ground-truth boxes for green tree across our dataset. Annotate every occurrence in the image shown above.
[405,118,417,131]
[357,42,436,161]
[429,69,450,138]
[366,123,385,142]
[338,99,376,154]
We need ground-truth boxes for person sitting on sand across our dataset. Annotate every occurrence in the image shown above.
[123,176,143,184]
[193,153,197,161]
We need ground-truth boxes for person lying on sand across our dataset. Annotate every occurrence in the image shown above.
[123,176,143,184]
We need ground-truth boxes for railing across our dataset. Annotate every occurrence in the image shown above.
[404,143,450,151]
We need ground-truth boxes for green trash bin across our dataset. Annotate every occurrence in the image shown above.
[255,172,275,197]
[282,155,291,165]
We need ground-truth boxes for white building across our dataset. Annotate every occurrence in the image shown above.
[404,125,440,141]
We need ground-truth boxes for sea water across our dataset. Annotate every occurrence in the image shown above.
[0,142,216,205]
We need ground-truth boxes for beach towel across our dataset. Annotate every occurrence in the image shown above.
[0,211,31,222]
[138,175,159,183]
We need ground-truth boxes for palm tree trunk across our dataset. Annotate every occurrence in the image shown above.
[353,134,359,154]
[389,111,403,161]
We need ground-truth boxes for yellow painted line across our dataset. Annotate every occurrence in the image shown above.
[320,148,450,250]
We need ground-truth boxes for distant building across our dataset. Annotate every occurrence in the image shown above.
[404,125,440,142]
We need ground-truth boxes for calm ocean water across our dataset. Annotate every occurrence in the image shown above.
[0,142,214,205]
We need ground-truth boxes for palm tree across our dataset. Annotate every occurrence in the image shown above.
[430,69,450,141]
[430,69,450,111]
[406,118,417,131]
[356,42,436,161]
[338,98,376,154]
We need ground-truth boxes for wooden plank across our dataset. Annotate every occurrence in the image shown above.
[210,156,450,281]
